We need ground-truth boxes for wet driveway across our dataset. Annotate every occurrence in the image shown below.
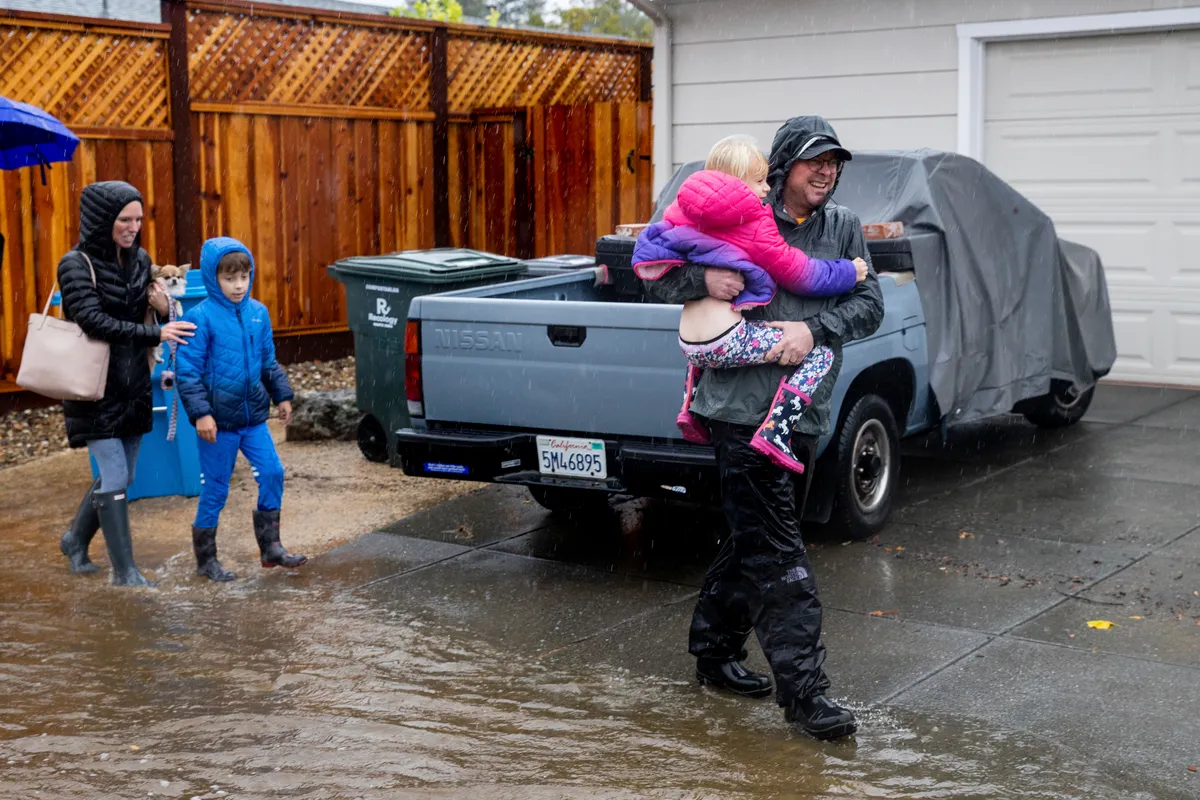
[2,384,1199,799]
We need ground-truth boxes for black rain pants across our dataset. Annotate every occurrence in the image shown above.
[688,420,831,706]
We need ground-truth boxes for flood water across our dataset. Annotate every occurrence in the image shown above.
[0,505,1165,800]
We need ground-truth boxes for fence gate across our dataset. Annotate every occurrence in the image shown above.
[465,101,653,259]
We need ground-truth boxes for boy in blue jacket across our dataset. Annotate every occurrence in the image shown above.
[178,237,308,581]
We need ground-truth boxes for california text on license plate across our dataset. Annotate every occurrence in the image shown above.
[536,436,607,480]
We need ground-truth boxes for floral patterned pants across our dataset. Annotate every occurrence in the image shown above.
[679,320,835,396]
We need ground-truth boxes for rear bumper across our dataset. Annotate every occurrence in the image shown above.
[393,427,720,500]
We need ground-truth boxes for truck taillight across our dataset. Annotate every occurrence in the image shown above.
[404,320,423,417]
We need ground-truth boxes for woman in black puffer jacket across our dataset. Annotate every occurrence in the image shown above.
[56,181,194,586]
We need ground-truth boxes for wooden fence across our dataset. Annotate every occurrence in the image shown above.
[0,0,651,389]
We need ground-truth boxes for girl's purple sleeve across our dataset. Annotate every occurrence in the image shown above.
[795,257,859,297]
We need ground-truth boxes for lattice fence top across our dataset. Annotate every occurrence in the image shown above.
[0,21,170,131]
[447,34,642,114]
[187,8,433,112]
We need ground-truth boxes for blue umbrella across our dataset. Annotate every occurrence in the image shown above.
[0,96,80,183]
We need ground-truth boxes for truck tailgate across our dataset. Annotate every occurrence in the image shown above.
[416,295,686,440]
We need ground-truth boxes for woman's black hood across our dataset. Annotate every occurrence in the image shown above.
[78,181,143,262]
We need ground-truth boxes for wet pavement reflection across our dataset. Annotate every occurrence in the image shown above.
[0,494,1165,799]
[5,387,1200,798]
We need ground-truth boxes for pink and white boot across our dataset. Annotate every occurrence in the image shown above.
[676,365,711,444]
[748,377,810,474]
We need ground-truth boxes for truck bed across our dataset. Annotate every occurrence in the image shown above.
[408,268,927,449]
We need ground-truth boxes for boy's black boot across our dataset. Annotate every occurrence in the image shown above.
[93,490,156,587]
[253,510,308,569]
[60,479,102,574]
[192,526,237,582]
[785,693,858,741]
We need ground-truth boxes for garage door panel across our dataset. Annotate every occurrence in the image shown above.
[1051,222,1159,285]
[986,115,1200,190]
[1107,304,1200,383]
[1169,312,1200,374]
[1172,224,1200,282]
[1110,308,1156,372]
[986,30,1200,386]
[987,126,1159,187]
[1180,131,1200,181]
[988,37,1161,120]
[1042,217,1200,289]
[1182,40,1200,108]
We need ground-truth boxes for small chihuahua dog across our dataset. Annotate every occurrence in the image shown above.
[153,263,190,308]
[148,263,190,366]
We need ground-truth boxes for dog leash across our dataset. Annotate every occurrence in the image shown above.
[161,300,179,442]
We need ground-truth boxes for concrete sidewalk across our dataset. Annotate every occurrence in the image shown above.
[328,384,1200,798]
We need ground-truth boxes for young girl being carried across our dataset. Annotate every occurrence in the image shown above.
[633,136,867,474]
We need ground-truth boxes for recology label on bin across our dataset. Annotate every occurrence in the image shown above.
[366,283,401,330]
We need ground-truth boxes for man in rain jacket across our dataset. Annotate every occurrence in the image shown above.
[643,116,884,740]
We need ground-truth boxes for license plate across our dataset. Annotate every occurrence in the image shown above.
[536,436,607,480]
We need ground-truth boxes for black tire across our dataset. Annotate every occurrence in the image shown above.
[831,394,900,541]
[357,414,389,463]
[1019,380,1095,429]
[527,485,613,517]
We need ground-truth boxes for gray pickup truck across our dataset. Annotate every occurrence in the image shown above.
[389,151,1115,538]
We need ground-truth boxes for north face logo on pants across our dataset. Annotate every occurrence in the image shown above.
[783,565,809,583]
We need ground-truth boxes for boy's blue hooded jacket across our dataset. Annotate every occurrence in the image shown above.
[177,237,294,430]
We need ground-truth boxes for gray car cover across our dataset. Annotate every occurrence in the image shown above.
[832,149,1117,425]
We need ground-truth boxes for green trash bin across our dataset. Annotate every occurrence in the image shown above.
[328,248,527,463]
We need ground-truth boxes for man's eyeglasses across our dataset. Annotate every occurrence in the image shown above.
[804,155,843,173]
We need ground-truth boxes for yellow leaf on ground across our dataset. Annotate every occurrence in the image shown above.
[1128,616,1143,620]
[958,531,975,539]
[1086,620,1116,630]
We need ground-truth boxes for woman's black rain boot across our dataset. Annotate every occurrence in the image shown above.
[60,479,102,574]
[93,490,156,587]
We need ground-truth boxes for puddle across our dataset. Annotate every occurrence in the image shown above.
[0,524,1167,800]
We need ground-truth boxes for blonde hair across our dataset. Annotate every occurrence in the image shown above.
[705,135,768,182]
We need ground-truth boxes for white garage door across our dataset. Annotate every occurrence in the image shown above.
[985,29,1200,387]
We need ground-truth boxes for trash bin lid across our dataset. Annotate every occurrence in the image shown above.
[330,248,526,285]
[522,254,595,268]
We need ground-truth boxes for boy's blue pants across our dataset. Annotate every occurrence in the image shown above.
[195,423,284,528]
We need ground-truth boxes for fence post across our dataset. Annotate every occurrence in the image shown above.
[513,110,534,259]
[162,0,200,265]
[430,25,451,249]
[639,48,652,103]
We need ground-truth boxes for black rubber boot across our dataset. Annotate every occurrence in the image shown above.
[696,658,773,698]
[60,479,102,574]
[253,510,308,569]
[785,694,858,740]
[192,526,237,582]
[93,490,156,587]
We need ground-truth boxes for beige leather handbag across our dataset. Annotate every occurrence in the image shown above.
[16,253,111,401]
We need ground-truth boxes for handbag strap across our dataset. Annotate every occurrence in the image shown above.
[41,251,100,318]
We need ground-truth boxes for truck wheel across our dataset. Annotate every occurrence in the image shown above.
[831,394,900,541]
[528,485,612,517]
[1019,380,1094,429]
[357,414,389,463]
